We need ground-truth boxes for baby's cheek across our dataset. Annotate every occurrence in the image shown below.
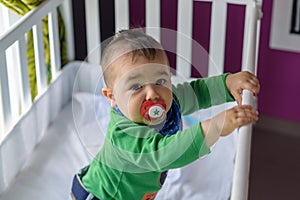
[165,93,173,110]
[129,104,142,119]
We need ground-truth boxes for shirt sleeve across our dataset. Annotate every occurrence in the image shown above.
[172,73,235,115]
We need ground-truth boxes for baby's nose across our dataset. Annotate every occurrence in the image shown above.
[145,84,159,101]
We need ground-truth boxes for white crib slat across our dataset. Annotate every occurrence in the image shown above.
[231,2,261,200]
[0,5,7,34]
[208,0,227,76]
[0,52,12,136]
[176,0,193,77]
[114,0,129,31]
[18,35,32,112]
[226,0,254,5]
[7,42,23,124]
[146,0,161,42]
[48,8,61,77]
[32,21,47,94]
[61,0,75,61]
[194,0,254,5]
[85,0,101,64]
[241,2,261,73]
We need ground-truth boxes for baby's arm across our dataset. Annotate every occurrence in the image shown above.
[201,105,258,147]
[200,71,260,146]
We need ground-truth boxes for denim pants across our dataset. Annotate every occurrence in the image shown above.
[70,166,99,200]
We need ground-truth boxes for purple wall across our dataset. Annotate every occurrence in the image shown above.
[257,0,300,124]
[129,0,300,124]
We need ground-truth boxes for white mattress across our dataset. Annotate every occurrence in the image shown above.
[0,61,237,200]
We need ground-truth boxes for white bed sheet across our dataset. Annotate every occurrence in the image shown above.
[0,102,90,199]
[0,61,237,200]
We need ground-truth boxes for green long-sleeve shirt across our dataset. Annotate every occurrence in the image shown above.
[81,74,234,199]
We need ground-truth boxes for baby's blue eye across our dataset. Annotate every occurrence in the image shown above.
[156,79,166,85]
[130,84,143,90]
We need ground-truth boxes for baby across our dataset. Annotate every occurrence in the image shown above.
[70,29,259,200]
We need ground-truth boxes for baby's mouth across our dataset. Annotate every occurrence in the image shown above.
[140,99,167,125]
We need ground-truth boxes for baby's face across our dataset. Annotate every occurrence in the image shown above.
[108,54,173,125]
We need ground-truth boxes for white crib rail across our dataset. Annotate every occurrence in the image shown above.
[0,49,11,137]
[0,0,63,138]
[231,1,262,200]
[85,0,101,65]
[176,0,193,78]
[115,0,130,31]
[33,20,47,93]
[146,0,161,42]
[208,0,228,76]
[48,7,62,78]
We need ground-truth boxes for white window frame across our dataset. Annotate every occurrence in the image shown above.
[270,0,300,53]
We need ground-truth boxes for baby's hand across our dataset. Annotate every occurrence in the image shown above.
[226,71,260,105]
[201,105,258,146]
[214,105,258,136]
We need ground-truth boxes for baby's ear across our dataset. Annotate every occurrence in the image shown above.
[102,88,116,107]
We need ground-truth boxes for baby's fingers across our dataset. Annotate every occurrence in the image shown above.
[231,90,243,105]
[242,73,260,95]
[233,105,259,126]
[247,78,260,96]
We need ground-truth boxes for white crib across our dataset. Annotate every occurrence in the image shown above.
[0,0,262,199]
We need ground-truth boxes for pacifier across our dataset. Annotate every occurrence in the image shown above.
[140,99,166,124]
